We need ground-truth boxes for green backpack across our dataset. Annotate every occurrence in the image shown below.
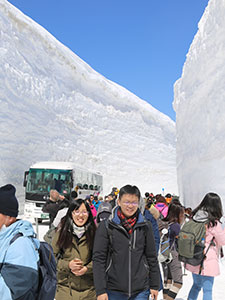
[178,220,215,272]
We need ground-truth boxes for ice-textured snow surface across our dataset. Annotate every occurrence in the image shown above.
[174,0,225,208]
[0,0,177,208]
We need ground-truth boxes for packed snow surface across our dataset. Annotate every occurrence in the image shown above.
[174,0,225,209]
[0,0,177,211]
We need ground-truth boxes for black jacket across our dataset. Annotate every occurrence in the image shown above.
[42,199,69,225]
[93,207,160,297]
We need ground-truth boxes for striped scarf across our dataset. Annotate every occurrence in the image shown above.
[117,207,138,234]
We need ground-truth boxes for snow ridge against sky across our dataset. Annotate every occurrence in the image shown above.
[0,0,177,200]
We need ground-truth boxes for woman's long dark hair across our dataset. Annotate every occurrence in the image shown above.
[57,198,96,251]
[163,202,184,224]
[192,192,223,227]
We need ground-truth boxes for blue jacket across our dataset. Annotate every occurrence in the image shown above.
[0,220,40,300]
[143,209,163,291]
[144,209,160,252]
[93,200,101,211]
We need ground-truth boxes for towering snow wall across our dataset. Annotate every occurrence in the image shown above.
[173,0,225,208]
[0,0,177,205]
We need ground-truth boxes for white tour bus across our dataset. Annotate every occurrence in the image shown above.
[23,161,103,221]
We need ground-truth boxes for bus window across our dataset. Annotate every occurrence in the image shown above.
[26,169,72,195]
[83,184,88,190]
[77,183,83,189]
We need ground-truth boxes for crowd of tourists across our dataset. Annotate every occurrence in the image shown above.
[0,183,225,300]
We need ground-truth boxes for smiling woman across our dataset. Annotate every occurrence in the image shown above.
[51,199,96,300]
[72,203,89,226]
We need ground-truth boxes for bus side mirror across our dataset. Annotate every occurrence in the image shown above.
[23,171,29,187]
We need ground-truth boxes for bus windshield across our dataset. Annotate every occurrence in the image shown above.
[26,168,72,194]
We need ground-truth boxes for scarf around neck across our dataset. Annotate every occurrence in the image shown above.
[72,223,85,239]
[117,207,138,234]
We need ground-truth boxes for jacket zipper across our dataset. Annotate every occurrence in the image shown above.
[133,230,136,249]
[128,238,132,297]
[108,221,146,297]
[106,258,112,272]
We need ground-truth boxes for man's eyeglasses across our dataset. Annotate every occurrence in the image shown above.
[72,211,89,216]
[123,202,139,207]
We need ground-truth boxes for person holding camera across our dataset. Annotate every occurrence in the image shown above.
[42,189,70,226]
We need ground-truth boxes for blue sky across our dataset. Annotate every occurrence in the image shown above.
[8,0,209,121]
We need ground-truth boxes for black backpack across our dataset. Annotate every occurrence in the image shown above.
[10,233,57,300]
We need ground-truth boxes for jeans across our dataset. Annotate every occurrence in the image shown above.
[188,273,214,300]
[107,289,150,300]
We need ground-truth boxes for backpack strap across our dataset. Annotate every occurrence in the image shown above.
[11,233,39,256]
[10,232,23,244]
[105,220,113,255]
[168,222,177,250]
[143,221,150,253]
[161,205,167,213]
[199,237,215,274]
[0,232,24,273]
[220,247,224,258]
